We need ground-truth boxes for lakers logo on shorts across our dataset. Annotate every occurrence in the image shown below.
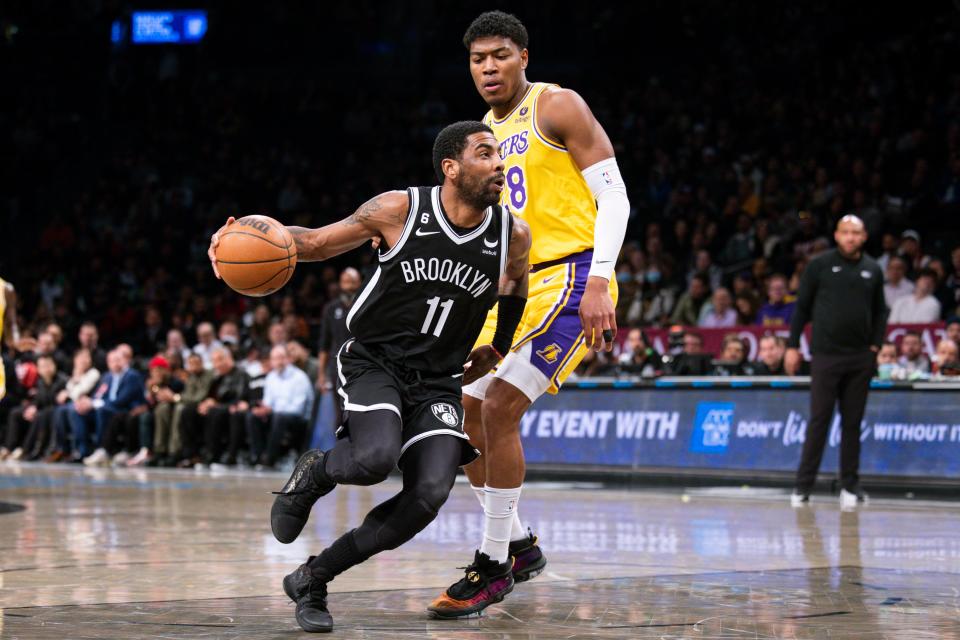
[431,402,460,427]
[536,343,563,364]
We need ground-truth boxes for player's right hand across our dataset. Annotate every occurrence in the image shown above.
[208,217,236,279]
[462,345,501,385]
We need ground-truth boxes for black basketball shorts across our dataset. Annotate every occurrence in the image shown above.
[334,339,479,468]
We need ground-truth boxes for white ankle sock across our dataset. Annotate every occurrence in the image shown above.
[479,485,521,563]
[475,484,526,542]
[471,485,485,507]
[510,510,527,542]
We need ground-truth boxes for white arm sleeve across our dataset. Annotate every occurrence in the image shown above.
[582,158,629,280]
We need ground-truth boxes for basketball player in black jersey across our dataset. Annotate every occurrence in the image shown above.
[208,121,531,633]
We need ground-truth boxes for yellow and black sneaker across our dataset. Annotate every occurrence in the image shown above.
[271,449,335,544]
[427,550,515,618]
[509,530,547,582]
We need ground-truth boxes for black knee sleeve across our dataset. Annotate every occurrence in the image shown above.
[325,409,401,486]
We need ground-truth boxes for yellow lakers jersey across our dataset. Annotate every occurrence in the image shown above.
[483,82,596,265]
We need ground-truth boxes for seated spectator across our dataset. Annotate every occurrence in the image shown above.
[218,321,241,358]
[735,292,759,324]
[889,269,941,324]
[124,356,186,467]
[670,273,710,326]
[46,348,101,462]
[135,306,166,359]
[699,288,738,328]
[688,250,723,291]
[616,329,663,377]
[1,355,67,460]
[72,348,145,465]
[897,331,931,378]
[177,347,250,468]
[78,322,108,372]
[665,329,713,376]
[712,334,755,376]
[883,256,914,309]
[757,274,796,327]
[165,328,192,363]
[753,335,787,375]
[946,317,960,346]
[192,322,223,369]
[268,321,289,348]
[899,229,931,277]
[931,338,960,377]
[240,345,267,378]
[34,331,70,374]
[244,304,273,352]
[875,341,898,380]
[287,339,319,382]
[246,345,314,468]
[151,353,212,467]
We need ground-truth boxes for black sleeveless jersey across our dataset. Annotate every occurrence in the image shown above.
[346,186,512,376]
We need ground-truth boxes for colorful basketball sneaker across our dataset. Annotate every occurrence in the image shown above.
[509,531,547,582]
[427,550,514,618]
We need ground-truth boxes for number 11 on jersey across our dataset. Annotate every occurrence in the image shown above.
[421,297,453,337]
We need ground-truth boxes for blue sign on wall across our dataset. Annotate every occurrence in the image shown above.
[132,11,208,44]
[520,389,960,478]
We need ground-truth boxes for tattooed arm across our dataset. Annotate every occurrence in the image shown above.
[208,191,409,276]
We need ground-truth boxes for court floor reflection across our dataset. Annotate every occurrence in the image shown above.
[1,464,959,638]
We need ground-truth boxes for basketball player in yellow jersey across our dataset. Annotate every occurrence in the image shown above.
[429,11,629,618]
[0,277,20,401]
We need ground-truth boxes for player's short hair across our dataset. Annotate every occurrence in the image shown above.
[432,121,494,182]
[463,11,529,50]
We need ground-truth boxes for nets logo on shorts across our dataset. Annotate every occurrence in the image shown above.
[431,402,460,427]
[690,402,734,454]
[536,343,563,364]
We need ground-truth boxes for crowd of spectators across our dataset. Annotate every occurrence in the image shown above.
[0,314,329,468]
[3,3,960,467]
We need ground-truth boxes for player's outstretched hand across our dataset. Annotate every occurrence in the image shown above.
[580,276,617,352]
[207,217,236,279]
[462,345,502,385]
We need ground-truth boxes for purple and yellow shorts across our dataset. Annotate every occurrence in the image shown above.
[463,250,618,401]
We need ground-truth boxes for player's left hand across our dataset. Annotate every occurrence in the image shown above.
[580,276,617,352]
[462,345,501,385]
[208,217,237,279]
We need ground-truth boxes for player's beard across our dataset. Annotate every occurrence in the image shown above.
[458,172,501,210]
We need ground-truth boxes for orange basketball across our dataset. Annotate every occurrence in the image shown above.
[215,215,297,297]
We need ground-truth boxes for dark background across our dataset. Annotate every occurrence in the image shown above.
[3,0,960,349]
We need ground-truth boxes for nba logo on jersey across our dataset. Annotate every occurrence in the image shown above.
[690,402,734,453]
[431,402,460,427]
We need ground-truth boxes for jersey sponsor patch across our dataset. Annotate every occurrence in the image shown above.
[431,402,460,427]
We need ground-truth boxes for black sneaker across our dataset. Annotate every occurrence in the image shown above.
[509,531,547,583]
[427,550,514,618]
[271,449,335,544]
[283,560,333,633]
